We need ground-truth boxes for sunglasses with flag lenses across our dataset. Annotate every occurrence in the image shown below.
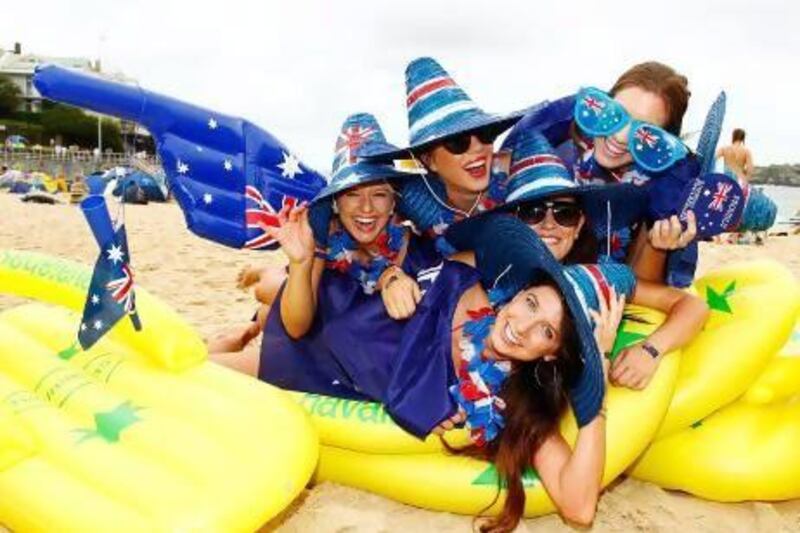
[440,128,499,155]
[574,87,688,172]
[516,200,583,227]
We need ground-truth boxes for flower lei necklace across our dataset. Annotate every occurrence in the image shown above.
[449,307,511,447]
[325,218,407,294]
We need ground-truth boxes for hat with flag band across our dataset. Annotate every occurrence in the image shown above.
[309,113,415,245]
[444,214,636,426]
[470,128,647,233]
[363,57,525,161]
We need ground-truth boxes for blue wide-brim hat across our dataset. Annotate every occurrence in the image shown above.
[445,215,636,427]
[500,129,647,231]
[309,113,414,245]
[362,57,525,162]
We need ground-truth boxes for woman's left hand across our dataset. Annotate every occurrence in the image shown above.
[431,409,466,436]
[648,211,697,250]
[380,268,422,320]
[610,343,659,390]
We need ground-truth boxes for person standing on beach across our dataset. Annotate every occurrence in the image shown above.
[717,128,754,186]
[717,128,753,189]
[716,129,757,243]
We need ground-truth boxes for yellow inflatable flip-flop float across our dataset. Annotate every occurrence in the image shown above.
[289,260,798,517]
[0,250,318,532]
[631,317,800,501]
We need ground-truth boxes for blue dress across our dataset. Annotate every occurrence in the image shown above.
[260,247,480,439]
[259,234,443,401]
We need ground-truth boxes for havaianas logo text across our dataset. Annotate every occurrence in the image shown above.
[0,250,92,291]
[298,393,393,424]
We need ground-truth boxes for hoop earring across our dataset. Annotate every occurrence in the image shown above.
[534,361,559,389]
[332,200,339,215]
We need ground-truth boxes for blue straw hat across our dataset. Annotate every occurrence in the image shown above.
[309,113,413,245]
[363,57,524,161]
[445,215,636,426]
[482,129,647,233]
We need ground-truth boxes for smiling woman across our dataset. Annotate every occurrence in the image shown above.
[363,57,525,237]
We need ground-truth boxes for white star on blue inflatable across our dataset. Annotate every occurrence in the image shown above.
[208,118,218,129]
[278,152,303,179]
[177,160,190,174]
[93,319,104,330]
[107,244,125,265]
[203,193,213,205]
[223,159,233,171]
[91,294,100,305]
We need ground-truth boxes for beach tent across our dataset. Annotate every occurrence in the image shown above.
[112,171,168,202]
[84,171,111,195]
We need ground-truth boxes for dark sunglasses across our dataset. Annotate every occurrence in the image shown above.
[440,128,499,155]
[515,200,583,227]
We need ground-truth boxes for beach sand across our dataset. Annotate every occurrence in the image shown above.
[1,192,799,532]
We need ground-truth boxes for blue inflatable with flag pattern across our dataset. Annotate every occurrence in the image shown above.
[33,65,327,250]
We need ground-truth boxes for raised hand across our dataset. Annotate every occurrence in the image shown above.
[33,65,327,250]
[588,286,626,380]
[648,211,697,251]
[259,204,316,266]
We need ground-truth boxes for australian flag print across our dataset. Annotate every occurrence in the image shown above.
[79,225,142,350]
[33,64,327,251]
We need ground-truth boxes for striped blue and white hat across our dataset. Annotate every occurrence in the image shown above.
[505,131,576,203]
[500,129,647,230]
[564,263,637,327]
[313,113,413,202]
[363,57,524,160]
[309,113,414,245]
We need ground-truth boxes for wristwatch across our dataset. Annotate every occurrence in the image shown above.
[641,341,661,359]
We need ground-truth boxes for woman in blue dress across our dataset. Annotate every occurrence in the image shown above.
[210,112,443,396]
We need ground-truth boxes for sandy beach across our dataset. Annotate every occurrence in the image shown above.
[1,192,799,532]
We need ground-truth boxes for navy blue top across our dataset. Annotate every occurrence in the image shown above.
[259,233,443,401]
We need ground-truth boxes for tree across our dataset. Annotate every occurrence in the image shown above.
[0,75,22,116]
[40,103,122,151]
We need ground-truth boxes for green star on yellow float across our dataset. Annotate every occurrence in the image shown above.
[706,281,736,314]
[472,464,539,488]
[610,328,648,361]
[76,401,142,444]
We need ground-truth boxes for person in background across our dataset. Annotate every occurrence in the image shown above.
[716,128,754,188]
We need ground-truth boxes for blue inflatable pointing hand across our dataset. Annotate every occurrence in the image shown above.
[34,65,327,250]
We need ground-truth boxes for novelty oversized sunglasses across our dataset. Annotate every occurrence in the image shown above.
[574,87,688,172]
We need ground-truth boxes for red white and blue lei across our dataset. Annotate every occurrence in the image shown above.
[449,307,511,447]
[325,219,407,294]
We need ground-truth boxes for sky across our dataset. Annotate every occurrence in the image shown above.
[2,0,797,172]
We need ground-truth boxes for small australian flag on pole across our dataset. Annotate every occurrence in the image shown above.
[78,196,142,350]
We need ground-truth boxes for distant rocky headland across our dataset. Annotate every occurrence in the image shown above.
[752,164,800,187]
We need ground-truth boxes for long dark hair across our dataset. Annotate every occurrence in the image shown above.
[448,280,583,532]
[562,215,599,265]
